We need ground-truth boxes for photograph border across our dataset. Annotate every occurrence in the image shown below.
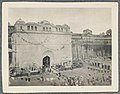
[2,2,118,93]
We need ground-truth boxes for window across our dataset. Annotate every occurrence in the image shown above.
[27,26,30,30]
[59,28,60,31]
[95,63,96,67]
[102,64,104,68]
[98,63,100,67]
[46,27,48,31]
[31,26,33,30]
[35,26,37,31]
[56,28,58,31]
[20,26,22,30]
[108,65,110,70]
[98,70,100,72]
[61,28,63,31]
[49,27,51,31]
[43,27,45,31]
[104,65,107,69]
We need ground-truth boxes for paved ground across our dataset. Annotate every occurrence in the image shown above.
[9,65,111,86]
[10,72,64,86]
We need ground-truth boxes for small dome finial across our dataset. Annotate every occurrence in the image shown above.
[15,18,25,25]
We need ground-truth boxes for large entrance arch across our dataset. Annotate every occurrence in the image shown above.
[43,56,50,68]
[41,50,54,67]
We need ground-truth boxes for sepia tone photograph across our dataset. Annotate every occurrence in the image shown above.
[2,2,118,93]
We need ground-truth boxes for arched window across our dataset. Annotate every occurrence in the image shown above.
[43,27,45,31]
[108,65,110,70]
[35,26,37,31]
[98,63,100,67]
[104,65,107,69]
[95,63,96,67]
[46,27,48,31]
[20,26,22,30]
[49,27,51,31]
[61,28,63,32]
[56,28,58,31]
[31,26,33,30]
[59,28,60,31]
[27,26,30,30]
[102,64,104,68]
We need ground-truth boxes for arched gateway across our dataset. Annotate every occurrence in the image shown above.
[43,56,50,68]
[41,50,54,68]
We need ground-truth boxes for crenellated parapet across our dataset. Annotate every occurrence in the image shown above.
[14,18,70,32]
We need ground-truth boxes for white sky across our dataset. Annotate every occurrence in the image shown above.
[8,8,112,34]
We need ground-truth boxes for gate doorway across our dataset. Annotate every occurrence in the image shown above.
[43,56,50,68]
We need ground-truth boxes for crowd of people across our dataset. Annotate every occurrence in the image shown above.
[9,60,111,86]
[50,71,111,86]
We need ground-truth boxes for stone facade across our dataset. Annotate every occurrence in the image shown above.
[72,29,111,60]
[72,29,112,72]
[8,19,112,71]
[9,19,72,69]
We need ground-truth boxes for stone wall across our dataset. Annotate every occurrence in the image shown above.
[11,31,72,68]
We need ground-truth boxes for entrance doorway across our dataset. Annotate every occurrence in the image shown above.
[43,56,50,68]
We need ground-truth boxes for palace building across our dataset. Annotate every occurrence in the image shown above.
[8,19,112,72]
[8,19,72,69]
[72,29,112,73]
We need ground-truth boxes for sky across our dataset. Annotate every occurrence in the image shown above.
[8,8,112,34]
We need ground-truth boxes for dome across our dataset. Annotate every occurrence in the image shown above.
[40,20,51,25]
[62,24,70,29]
[56,25,62,27]
[15,18,25,25]
[26,22,38,25]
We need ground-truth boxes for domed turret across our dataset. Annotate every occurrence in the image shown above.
[8,22,11,26]
[15,18,25,25]
[40,20,51,25]
[83,29,92,35]
[14,18,25,31]
[62,24,70,29]
[62,24,70,32]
